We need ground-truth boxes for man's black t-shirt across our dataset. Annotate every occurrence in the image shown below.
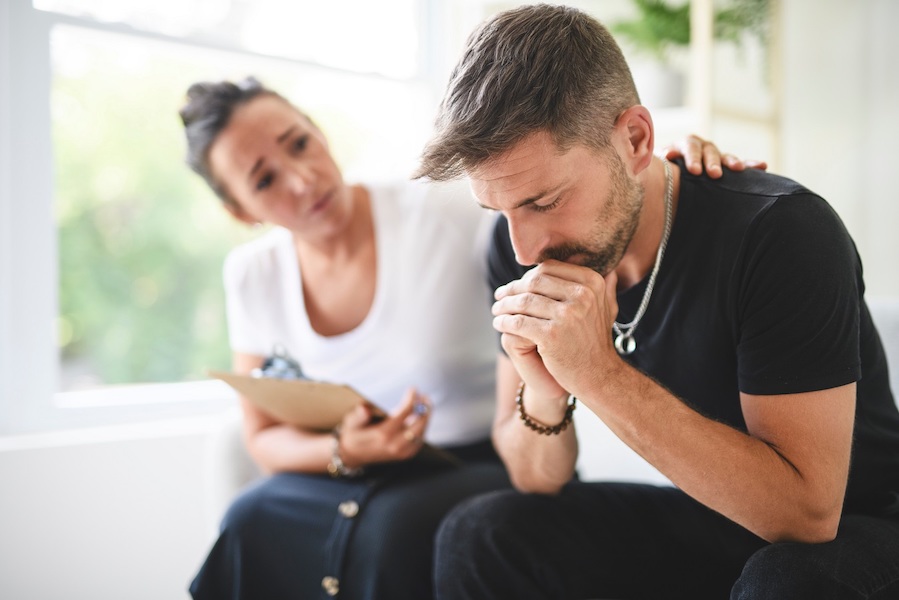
[487,160,899,516]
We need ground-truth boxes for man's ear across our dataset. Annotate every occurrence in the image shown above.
[613,105,654,176]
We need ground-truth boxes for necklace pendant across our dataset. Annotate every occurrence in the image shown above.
[614,332,636,356]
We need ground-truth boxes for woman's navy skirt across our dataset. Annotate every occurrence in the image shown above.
[189,440,509,600]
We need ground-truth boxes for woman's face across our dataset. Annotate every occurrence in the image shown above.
[208,95,352,239]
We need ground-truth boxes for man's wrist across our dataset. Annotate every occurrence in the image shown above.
[521,381,571,422]
[516,381,576,435]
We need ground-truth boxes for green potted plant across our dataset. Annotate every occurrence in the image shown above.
[612,0,770,106]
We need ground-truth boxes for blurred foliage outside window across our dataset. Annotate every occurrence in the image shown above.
[52,23,432,391]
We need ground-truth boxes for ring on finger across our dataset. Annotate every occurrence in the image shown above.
[403,430,419,443]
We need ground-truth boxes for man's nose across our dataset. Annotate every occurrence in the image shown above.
[506,215,547,266]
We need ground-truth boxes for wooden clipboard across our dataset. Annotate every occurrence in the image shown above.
[209,369,371,431]
[210,369,463,470]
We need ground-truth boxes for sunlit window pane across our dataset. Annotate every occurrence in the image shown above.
[51,25,433,390]
[35,0,421,78]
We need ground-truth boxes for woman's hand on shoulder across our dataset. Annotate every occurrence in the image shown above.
[663,134,768,178]
[337,388,431,468]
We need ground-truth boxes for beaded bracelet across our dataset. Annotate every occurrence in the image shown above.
[327,428,365,478]
[515,381,576,435]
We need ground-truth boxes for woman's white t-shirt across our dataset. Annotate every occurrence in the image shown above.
[223,179,498,447]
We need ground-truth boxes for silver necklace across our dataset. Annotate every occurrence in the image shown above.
[612,159,673,356]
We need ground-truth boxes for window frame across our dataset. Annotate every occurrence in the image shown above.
[0,0,443,434]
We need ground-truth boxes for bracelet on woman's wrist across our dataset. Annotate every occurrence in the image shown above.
[327,428,364,478]
[515,381,576,435]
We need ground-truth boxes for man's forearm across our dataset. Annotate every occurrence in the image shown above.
[577,361,852,543]
[493,410,579,494]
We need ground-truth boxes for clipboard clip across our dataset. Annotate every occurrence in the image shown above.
[251,345,307,380]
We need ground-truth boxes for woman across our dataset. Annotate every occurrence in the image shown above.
[181,77,757,599]
[182,77,511,600]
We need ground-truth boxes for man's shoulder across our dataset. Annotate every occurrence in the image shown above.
[721,169,848,241]
[680,166,846,239]
[682,165,813,209]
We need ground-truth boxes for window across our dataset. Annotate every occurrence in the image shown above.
[0,0,438,431]
[50,26,434,391]
[3,0,704,432]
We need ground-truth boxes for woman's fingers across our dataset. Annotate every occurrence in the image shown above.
[664,134,769,178]
[664,134,707,175]
[342,402,373,430]
[390,387,422,424]
[384,388,429,454]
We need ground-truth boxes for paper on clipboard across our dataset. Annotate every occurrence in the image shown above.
[209,369,372,431]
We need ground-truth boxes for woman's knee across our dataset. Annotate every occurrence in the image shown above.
[219,482,269,535]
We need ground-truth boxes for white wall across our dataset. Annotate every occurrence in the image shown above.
[0,418,226,600]
[780,0,899,296]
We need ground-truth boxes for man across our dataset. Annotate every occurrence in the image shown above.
[415,5,899,599]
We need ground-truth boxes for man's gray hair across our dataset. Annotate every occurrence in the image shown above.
[415,3,639,181]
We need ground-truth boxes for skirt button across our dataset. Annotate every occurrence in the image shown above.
[322,576,340,596]
[338,500,360,518]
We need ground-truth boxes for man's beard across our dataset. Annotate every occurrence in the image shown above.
[539,154,644,276]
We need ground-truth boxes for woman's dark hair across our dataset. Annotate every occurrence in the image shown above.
[179,76,282,206]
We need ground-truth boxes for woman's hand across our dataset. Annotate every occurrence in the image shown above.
[336,388,431,468]
[663,134,768,178]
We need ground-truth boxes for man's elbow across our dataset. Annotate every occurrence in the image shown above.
[491,427,573,495]
[508,471,566,496]
[764,503,842,544]
[766,522,838,545]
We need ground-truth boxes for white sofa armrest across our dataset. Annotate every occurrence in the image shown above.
[202,408,261,537]
[869,296,899,401]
